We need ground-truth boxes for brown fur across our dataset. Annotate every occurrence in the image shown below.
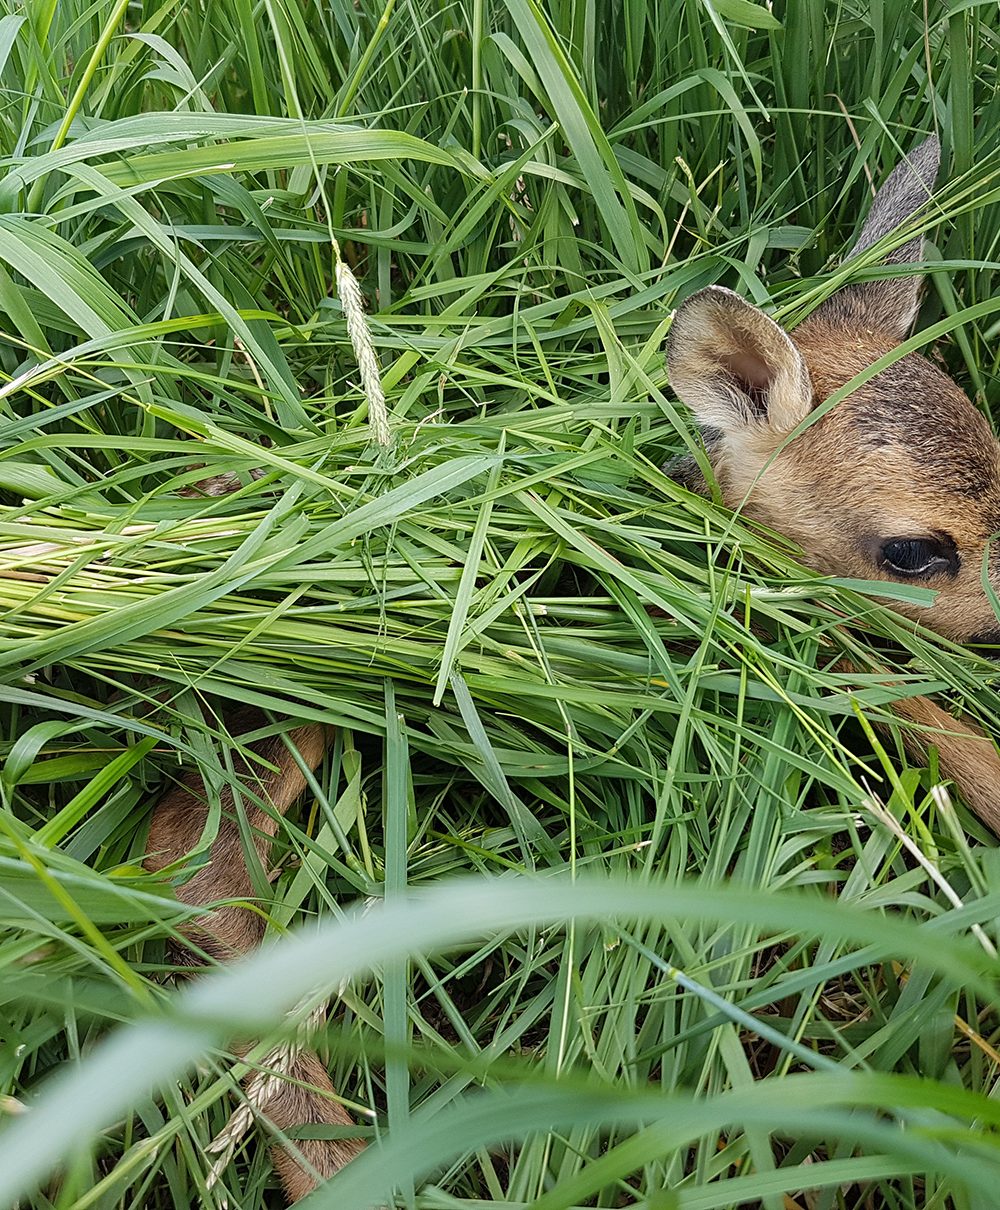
[267,1050,366,1202]
[144,711,364,1198]
[178,468,266,497]
[890,694,1000,834]
[704,317,1000,643]
[666,134,1000,832]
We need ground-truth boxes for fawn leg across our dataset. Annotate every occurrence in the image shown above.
[144,711,365,1200]
[834,660,1000,835]
[888,693,1000,835]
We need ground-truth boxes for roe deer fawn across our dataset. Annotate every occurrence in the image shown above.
[666,133,1000,833]
[144,133,1000,1206]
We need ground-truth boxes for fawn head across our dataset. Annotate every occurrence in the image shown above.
[666,135,1000,644]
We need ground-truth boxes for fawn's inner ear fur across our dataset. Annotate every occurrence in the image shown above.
[666,285,813,439]
[719,348,771,394]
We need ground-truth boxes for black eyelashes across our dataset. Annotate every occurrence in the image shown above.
[878,535,959,579]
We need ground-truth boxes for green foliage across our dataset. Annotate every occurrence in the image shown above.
[2,1,1000,1207]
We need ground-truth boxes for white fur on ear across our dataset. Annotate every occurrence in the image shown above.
[666,286,813,437]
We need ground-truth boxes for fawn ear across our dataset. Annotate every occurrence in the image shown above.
[816,134,940,341]
[666,286,813,439]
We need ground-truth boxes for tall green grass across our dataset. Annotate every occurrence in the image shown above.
[2,1,1000,1207]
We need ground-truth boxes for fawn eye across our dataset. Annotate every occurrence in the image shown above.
[878,535,959,578]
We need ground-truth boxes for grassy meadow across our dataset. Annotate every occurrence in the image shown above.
[4,0,1000,1206]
